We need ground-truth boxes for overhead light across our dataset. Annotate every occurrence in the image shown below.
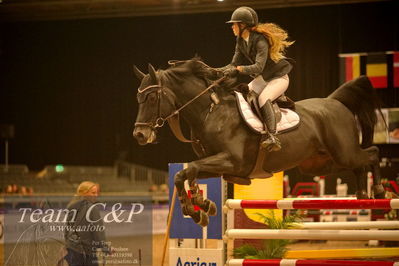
[55,164,65,173]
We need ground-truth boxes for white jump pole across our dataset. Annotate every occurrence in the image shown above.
[292,221,399,230]
[224,229,399,241]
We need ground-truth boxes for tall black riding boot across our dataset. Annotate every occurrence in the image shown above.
[260,100,281,151]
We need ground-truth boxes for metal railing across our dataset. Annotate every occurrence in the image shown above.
[115,161,168,186]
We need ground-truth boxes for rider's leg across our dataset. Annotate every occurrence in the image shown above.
[260,99,281,151]
[258,75,289,106]
[248,75,267,94]
[251,75,289,151]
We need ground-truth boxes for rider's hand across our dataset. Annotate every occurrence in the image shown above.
[223,66,238,77]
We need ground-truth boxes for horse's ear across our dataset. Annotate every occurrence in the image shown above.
[133,65,145,81]
[148,63,159,84]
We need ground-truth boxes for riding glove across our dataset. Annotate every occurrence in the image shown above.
[223,66,238,77]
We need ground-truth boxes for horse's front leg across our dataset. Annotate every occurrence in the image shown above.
[188,173,218,217]
[174,152,235,227]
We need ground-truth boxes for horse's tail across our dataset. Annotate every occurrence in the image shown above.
[328,75,382,148]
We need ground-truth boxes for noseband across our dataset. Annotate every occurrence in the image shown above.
[134,84,168,129]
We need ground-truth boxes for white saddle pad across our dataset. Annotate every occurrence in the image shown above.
[235,91,300,134]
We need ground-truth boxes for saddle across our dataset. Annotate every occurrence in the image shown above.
[234,84,300,134]
[221,85,301,183]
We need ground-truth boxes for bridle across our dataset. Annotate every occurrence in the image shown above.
[134,75,226,131]
[134,84,169,129]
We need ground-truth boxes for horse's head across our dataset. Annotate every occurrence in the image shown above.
[132,64,176,145]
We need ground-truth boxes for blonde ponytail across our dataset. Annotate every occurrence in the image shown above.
[253,23,294,63]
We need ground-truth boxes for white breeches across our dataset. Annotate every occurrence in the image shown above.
[248,74,289,107]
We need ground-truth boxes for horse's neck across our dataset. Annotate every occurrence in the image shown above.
[171,80,211,131]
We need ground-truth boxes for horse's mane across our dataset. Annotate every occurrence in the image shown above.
[157,58,238,102]
[159,57,219,84]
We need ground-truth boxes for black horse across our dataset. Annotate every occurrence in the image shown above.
[133,58,384,227]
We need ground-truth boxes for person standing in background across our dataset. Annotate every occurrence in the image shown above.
[63,181,111,266]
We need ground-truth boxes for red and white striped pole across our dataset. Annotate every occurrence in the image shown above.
[225,199,399,210]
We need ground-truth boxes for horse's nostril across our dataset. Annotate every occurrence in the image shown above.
[133,131,144,140]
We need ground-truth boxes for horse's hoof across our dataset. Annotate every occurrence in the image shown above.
[196,210,209,227]
[182,206,189,216]
[182,204,194,216]
[206,200,217,216]
[374,192,386,199]
[355,190,369,199]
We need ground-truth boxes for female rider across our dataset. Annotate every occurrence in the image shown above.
[221,6,294,152]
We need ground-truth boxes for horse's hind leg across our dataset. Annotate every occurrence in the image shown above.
[335,146,384,199]
[353,167,369,199]
[365,146,385,199]
[325,132,384,199]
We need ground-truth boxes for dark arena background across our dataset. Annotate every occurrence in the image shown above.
[0,0,399,265]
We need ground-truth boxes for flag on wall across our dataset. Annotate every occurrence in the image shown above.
[366,53,388,89]
[339,54,362,84]
[339,51,399,89]
[394,51,399,88]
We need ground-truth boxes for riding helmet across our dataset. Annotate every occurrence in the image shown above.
[226,6,258,27]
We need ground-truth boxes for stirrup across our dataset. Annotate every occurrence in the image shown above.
[261,135,281,152]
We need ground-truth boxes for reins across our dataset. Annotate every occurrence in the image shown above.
[164,75,225,120]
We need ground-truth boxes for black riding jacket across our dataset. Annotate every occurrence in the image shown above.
[230,31,292,81]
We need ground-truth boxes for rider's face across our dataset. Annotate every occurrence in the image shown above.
[232,23,240,36]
